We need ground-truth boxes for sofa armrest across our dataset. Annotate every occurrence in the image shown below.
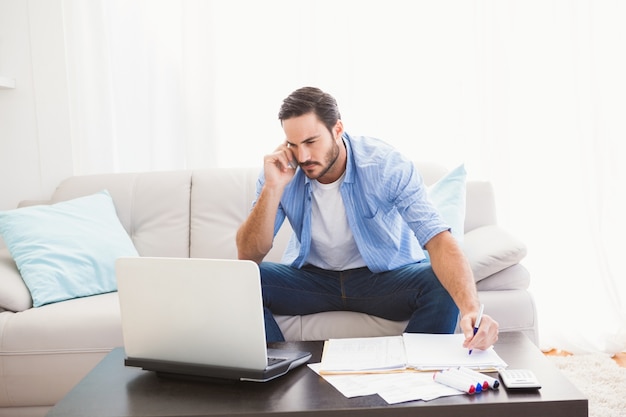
[462,225,527,283]
[0,249,32,312]
[476,264,530,291]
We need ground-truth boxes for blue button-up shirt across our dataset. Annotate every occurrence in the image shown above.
[253,133,450,273]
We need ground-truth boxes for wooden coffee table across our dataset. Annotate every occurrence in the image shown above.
[46,332,587,417]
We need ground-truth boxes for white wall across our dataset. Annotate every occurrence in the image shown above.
[0,0,73,211]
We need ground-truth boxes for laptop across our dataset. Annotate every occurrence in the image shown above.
[115,257,311,382]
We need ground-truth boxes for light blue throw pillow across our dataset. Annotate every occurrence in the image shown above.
[427,164,467,242]
[0,190,138,307]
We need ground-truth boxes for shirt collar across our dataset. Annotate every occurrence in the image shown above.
[342,132,355,184]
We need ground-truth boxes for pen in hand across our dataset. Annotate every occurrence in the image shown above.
[468,304,484,355]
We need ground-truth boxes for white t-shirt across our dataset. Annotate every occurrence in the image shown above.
[306,172,367,271]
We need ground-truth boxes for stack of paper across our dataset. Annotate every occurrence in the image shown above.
[320,333,507,374]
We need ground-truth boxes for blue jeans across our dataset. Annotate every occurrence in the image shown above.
[260,262,459,342]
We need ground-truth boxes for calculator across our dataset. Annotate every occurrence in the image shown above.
[498,369,542,389]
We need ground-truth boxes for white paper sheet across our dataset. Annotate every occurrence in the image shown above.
[402,333,508,370]
[308,363,464,403]
[319,335,406,372]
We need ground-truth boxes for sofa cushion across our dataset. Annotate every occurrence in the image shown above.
[277,311,406,341]
[0,249,32,312]
[464,181,497,232]
[190,168,257,259]
[427,164,466,242]
[462,225,527,282]
[0,191,138,307]
[50,171,193,258]
[0,292,124,407]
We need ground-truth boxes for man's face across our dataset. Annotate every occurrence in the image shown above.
[283,112,345,184]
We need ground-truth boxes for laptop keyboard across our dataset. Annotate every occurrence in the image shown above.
[267,357,287,366]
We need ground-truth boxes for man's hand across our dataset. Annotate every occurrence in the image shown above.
[264,143,298,189]
[461,311,499,352]
[236,142,297,263]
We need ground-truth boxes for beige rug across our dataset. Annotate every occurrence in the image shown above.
[547,354,626,417]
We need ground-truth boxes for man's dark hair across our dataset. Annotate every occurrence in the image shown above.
[278,87,341,134]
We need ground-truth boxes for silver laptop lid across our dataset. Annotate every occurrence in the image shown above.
[116,257,268,371]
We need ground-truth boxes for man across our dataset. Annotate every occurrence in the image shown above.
[236,87,498,351]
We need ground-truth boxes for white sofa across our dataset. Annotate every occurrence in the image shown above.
[0,163,537,417]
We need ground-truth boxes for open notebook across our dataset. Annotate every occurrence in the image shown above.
[116,257,311,382]
[319,333,508,374]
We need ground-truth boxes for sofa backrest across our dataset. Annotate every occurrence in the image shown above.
[49,171,192,258]
[33,162,497,261]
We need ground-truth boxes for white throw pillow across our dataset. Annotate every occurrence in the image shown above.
[462,225,527,281]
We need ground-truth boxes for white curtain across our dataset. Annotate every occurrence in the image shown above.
[62,0,626,354]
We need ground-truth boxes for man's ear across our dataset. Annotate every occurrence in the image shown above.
[333,119,344,141]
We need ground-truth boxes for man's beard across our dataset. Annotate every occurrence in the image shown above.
[301,140,341,181]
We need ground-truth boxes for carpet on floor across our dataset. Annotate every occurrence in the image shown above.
[547,353,626,417]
